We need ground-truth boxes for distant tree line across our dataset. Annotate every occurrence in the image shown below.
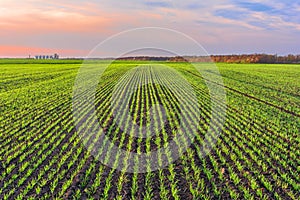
[116,56,170,61]
[209,54,300,64]
[116,54,300,64]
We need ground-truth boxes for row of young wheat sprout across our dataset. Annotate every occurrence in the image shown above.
[0,61,298,199]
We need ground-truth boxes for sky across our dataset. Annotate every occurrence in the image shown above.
[0,0,300,57]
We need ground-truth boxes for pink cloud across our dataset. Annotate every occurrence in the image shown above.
[0,45,88,57]
[0,12,116,35]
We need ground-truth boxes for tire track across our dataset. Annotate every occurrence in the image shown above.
[185,70,300,118]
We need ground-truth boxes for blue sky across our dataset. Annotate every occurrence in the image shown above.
[0,0,299,57]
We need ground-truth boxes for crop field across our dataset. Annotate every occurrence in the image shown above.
[0,59,299,199]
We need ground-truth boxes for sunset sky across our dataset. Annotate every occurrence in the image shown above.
[1,0,300,57]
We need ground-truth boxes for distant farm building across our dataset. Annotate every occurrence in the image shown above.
[35,53,59,59]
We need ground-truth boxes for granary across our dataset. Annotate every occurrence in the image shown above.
[35,53,59,59]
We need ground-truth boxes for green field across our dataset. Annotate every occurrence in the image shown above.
[0,59,299,199]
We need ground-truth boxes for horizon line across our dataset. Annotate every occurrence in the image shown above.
[1,53,300,59]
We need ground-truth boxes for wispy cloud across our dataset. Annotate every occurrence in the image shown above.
[234,1,273,12]
[214,9,246,20]
[0,0,299,56]
[209,0,300,31]
[144,1,173,8]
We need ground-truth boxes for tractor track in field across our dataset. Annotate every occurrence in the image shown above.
[185,70,300,118]
[207,70,300,99]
